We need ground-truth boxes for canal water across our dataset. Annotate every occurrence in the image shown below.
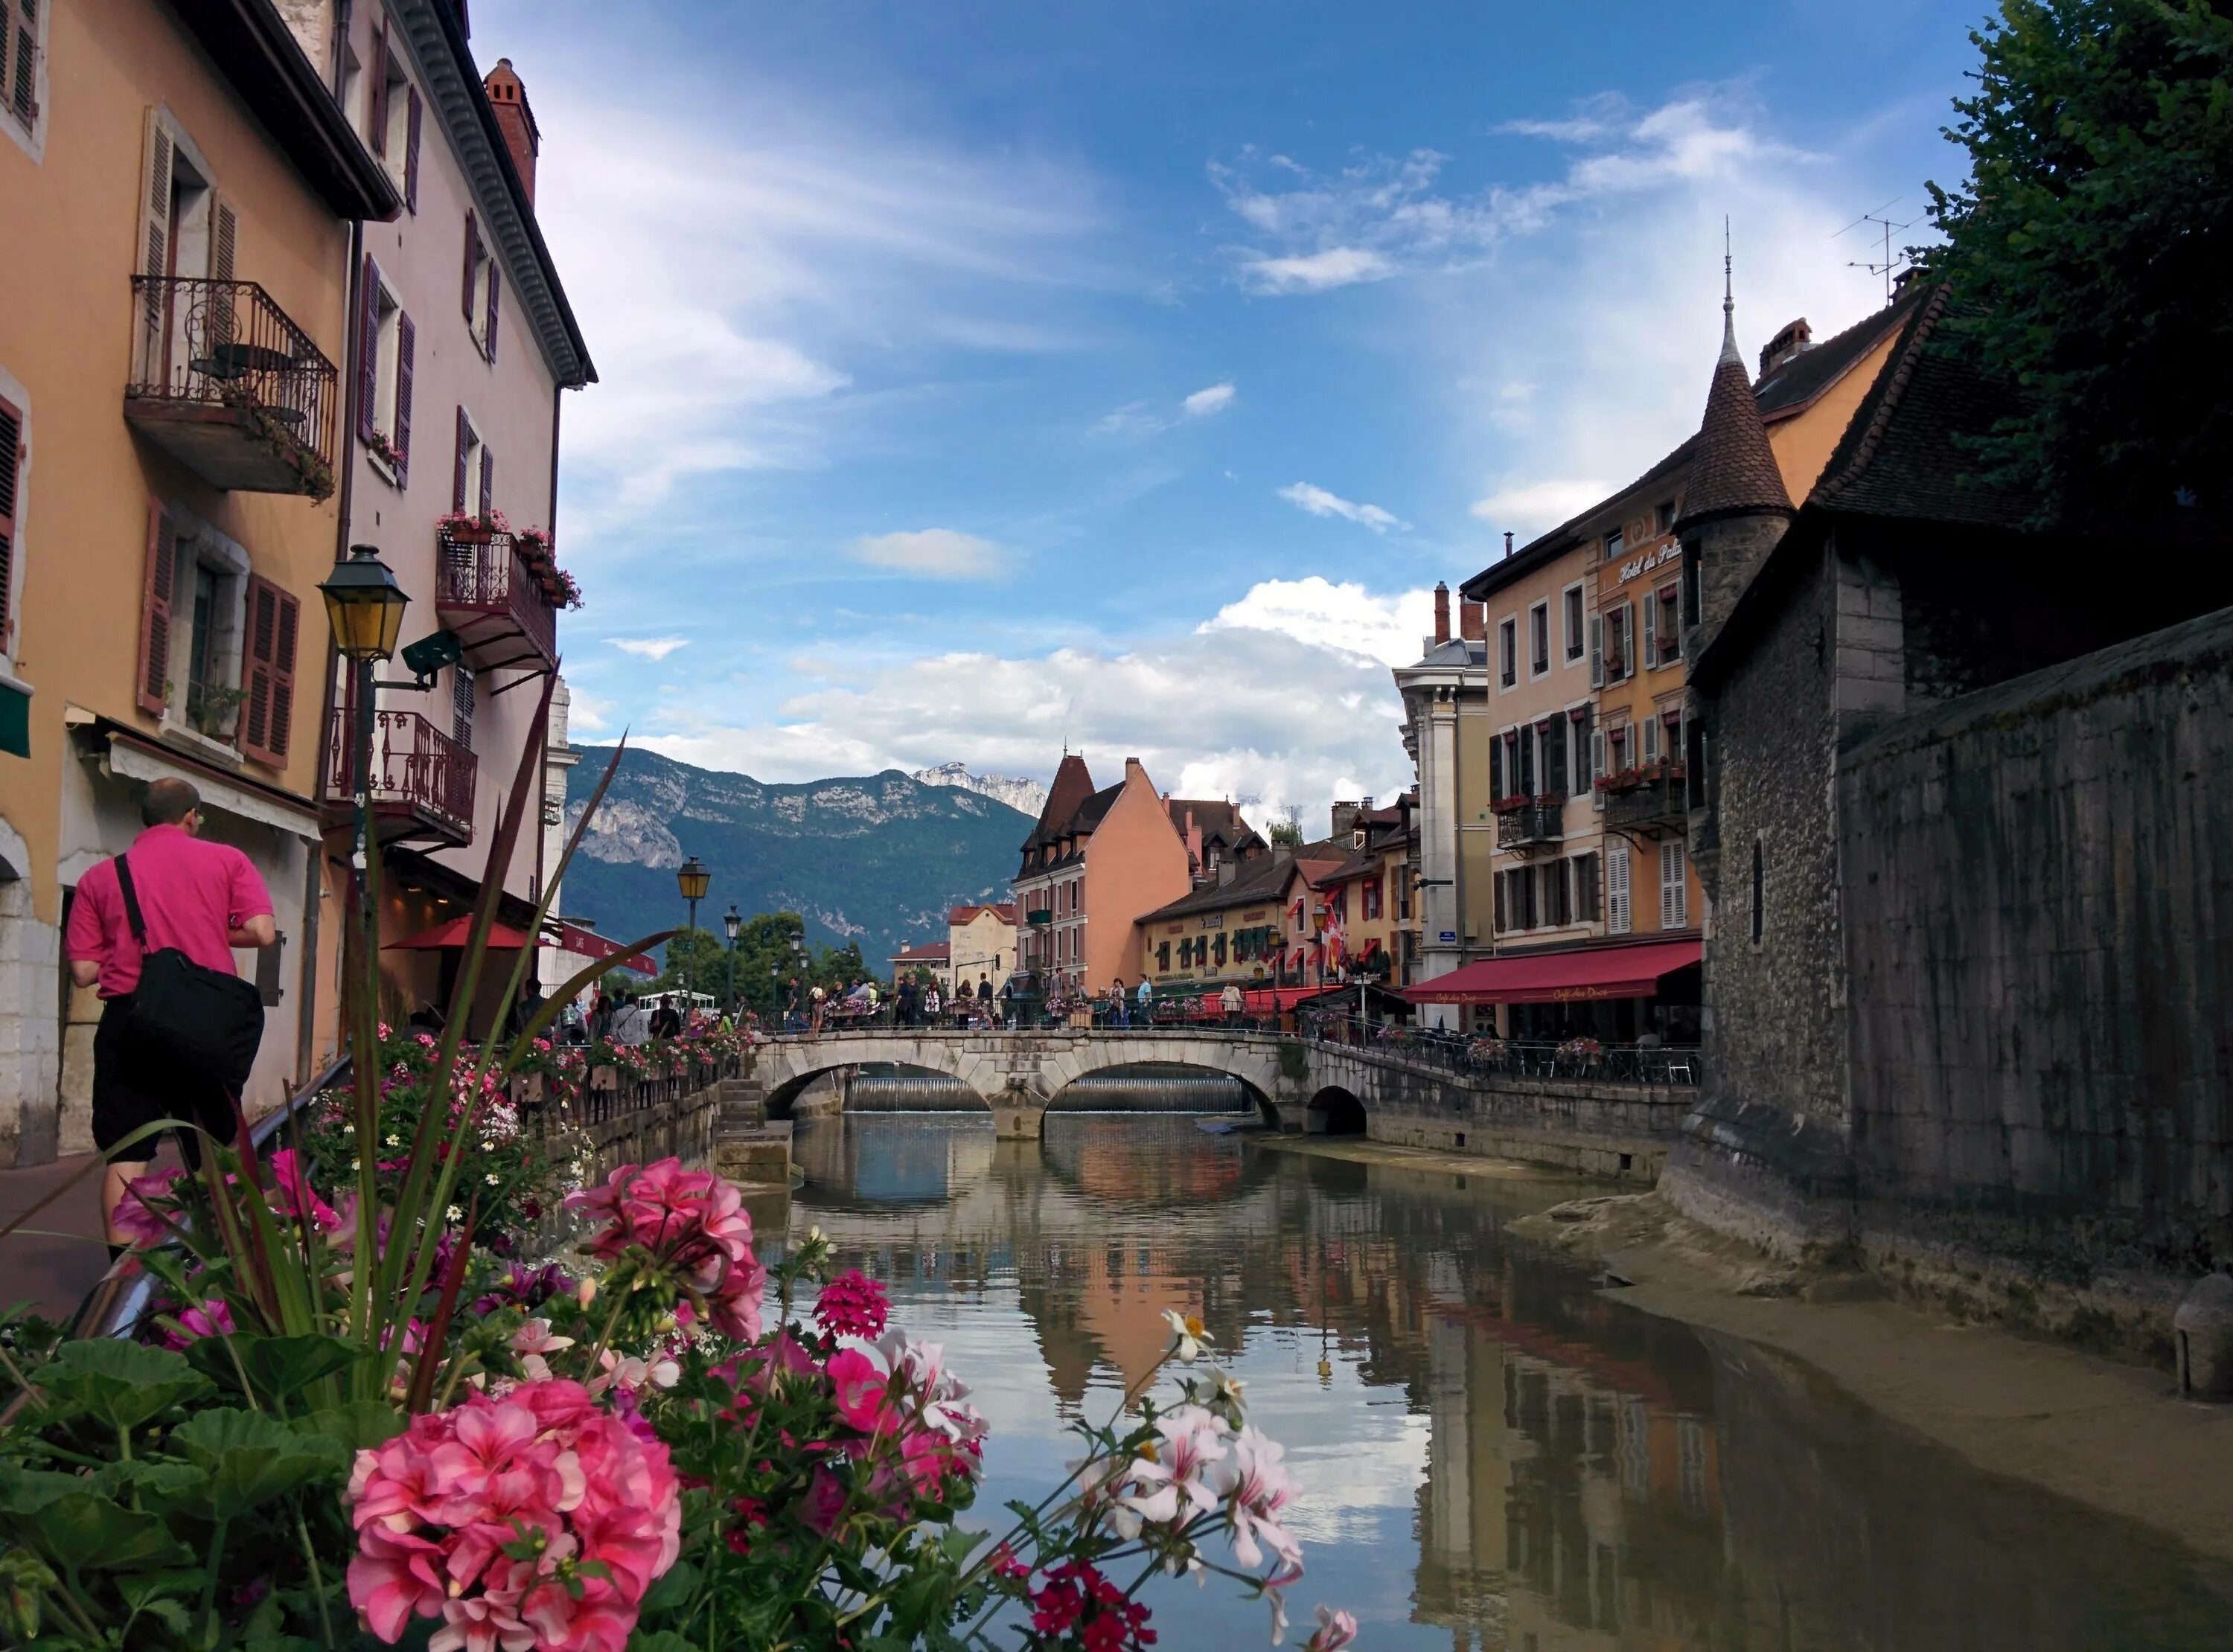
[781,1113,2233,1651]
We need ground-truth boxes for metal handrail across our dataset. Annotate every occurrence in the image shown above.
[126,275,339,472]
[326,708,478,839]
[436,529,559,665]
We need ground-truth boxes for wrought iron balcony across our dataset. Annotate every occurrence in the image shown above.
[124,278,338,496]
[435,528,558,673]
[1605,771,1687,835]
[1495,796,1565,850]
[325,709,477,846]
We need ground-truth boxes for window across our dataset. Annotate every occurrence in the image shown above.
[1547,859,1572,926]
[0,391,22,665]
[1498,617,1517,688]
[135,112,236,386]
[1515,725,1536,795]
[1213,932,1227,967]
[453,409,493,516]
[1655,499,1676,534]
[1563,583,1585,662]
[1529,601,1550,676]
[451,662,476,748]
[1574,852,1601,923]
[1603,529,1623,563]
[1655,583,1681,662]
[357,258,415,484]
[1520,865,1539,929]
[1642,714,1659,763]
[2,0,45,147]
[135,499,298,767]
[461,211,502,363]
[1542,717,1567,800]
[1606,844,1632,935]
[1751,839,1764,944]
[1489,733,1503,801]
[1607,720,1630,776]
[1571,705,1594,793]
[1363,879,1381,921]
[1660,839,1688,929]
[1603,602,1632,682]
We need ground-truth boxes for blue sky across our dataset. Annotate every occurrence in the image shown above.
[478,0,1978,822]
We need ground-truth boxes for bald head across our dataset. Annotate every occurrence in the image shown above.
[142,778,202,828]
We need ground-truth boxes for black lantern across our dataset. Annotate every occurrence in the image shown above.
[319,544,409,662]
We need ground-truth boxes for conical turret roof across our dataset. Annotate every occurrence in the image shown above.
[1676,291,1792,530]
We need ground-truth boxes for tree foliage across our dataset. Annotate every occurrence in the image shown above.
[1923,0,2233,519]
[645,914,869,1009]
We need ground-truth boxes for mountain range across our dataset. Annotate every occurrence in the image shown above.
[560,748,1034,965]
[908,761,1047,817]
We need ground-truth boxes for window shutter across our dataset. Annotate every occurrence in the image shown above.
[1642,591,1658,670]
[484,263,500,362]
[136,499,176,714]
[452,662,475,748]
[1661,840,1687,929]
[138,112,173,378]
[393,310,415,484]
[461,211,480,321]
[404,85,423,214]
[1606,845,1631,935]
[368,26,389,158]
[1591,730,1605,809]
[240,574,297,766]
[1489,730,1502,801]
[0,394,19,656]
[1588,614,1603,688]
[209,196,236,283]
[357,255,379,443]
[1643,714,1660,762]
[1544,717,1567,797]
[1492,870,1505,934]
[479,444,493,519]
[1623,602,1637,681]
[452,406,469,513]
[9,0,34,124]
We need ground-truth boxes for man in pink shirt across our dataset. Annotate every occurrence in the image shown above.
[64,778,277,1244]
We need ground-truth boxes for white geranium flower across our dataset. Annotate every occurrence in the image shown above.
[1161,1308,1212,1363]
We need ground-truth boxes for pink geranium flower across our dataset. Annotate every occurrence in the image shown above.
[113,1169,182,1247]
[563,1157,766,1342]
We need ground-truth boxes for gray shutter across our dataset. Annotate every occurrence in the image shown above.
[1588,613,1603,688]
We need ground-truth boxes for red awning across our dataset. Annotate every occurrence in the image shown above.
[1403,938,1702,1006]
[1241,987,1323,1014]
[553,921,657,976]
[386,917,534,951]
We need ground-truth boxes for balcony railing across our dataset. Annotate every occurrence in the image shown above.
[435,528,558,673]
[124,277,338,496]
[1606,772,1687,834]
[1495,795,1565,850]
[326,708,477,845]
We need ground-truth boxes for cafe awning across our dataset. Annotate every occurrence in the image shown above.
[386,917,534,951]
[1403,938,1702,1006]
[553,921,657,976]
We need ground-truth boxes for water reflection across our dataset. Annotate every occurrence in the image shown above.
[787,1114,2233,1650]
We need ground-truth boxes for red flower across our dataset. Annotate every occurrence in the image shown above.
[814,1269,889,1340]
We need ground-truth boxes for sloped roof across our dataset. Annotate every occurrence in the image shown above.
[1168,798,1260,849]
[1023,755,1096,851]
[890,941,951,962]
[949,903,1018,926]
[1137,856,1293,923]
[1677,310,1792,529]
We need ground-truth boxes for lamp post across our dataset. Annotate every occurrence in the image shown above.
[319,544,410,994]
[722,904,741,1016]
[676,854,710,999]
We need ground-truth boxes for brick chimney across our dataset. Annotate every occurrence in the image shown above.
[482,57,540,207]
[1433,581,1450,645]
[1458,599,1486,641]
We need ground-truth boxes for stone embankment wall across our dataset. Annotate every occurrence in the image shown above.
[1839,608,2233,1281]
[1363,1068,1689,1182]
[580,1086,723,1179]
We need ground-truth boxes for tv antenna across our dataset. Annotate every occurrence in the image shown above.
[1836,196,1918,305]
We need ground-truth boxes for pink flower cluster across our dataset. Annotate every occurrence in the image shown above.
[813,1268,889,1340]
[345,1379,680,1652]
[564,1158,766,1341]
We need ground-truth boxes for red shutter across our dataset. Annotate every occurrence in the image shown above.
[357,254,379,443]
[404,86,423,214]
[484,263,500,363]
[239,575,301,768]
[136,499,176,715]
[461,211,479,321]
[368,26,389,158]
[393,310,415,484]
[479,444,493,519]
[453,406,469,513]
[0,395,19,656]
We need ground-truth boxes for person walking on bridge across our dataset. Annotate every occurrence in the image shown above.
[64,778,277,1249]
[1221,980,1245,1029]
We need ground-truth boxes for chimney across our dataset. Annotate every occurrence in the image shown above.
[482,58,541,207]
[1433,581,1450,645]
[1329,801,1361,839]
[1758,317,1813,377]
[1218,857,1239,887]
[1504,531,1514,557]
[1459,600,1486,641]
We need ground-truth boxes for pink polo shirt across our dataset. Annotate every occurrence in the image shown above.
[64,824,273,999]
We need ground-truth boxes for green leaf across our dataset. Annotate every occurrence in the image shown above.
[294,1400,407,1455]
[31,1339,211,1432]
[635,1558,699,1618]
[183,1332,361,1405]
[92,1459,208,1512]
[167,1407,349,1520]
[627,1633,702,1652]
[0,1488,193,1573]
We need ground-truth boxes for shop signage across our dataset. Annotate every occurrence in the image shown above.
[1615,542,1681,586]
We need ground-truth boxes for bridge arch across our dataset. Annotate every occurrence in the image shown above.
[1044,1060,1262,1116]
[1305,1085,1367,1136]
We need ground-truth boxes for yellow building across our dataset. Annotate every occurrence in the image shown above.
[0,0,397,1163]
[945,901,1018,996]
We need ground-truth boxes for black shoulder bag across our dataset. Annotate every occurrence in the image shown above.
[113,853,266,1098]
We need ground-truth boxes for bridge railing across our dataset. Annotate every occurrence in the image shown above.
[1298,1013,1702,1086]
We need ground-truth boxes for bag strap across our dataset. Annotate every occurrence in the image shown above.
[112,854,150,947]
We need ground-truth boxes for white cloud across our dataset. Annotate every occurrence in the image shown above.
[1468,478,1614,538]
[607,636,692,661]
[851,528,1008,580]
[1238,246,1397,295]
[1276,481,1409,534]
[633,578,1420,833]
[1182,381,1236,417]
[1198,577,1437,667]
[565,685,615,734]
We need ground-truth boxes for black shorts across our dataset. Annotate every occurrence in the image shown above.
[92,996,236,1164]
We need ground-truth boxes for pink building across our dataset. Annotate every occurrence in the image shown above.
[1013,756,1195,992]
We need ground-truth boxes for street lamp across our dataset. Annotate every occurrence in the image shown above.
[675,855,710,997]
[722,904,741,1015]
[319,545,410,1029]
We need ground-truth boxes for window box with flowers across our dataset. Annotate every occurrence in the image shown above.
[435,507,508,545]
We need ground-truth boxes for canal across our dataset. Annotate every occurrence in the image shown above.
[780,1112,2233,1650]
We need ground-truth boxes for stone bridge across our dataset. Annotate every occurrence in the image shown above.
[744,1028,1691,1182]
